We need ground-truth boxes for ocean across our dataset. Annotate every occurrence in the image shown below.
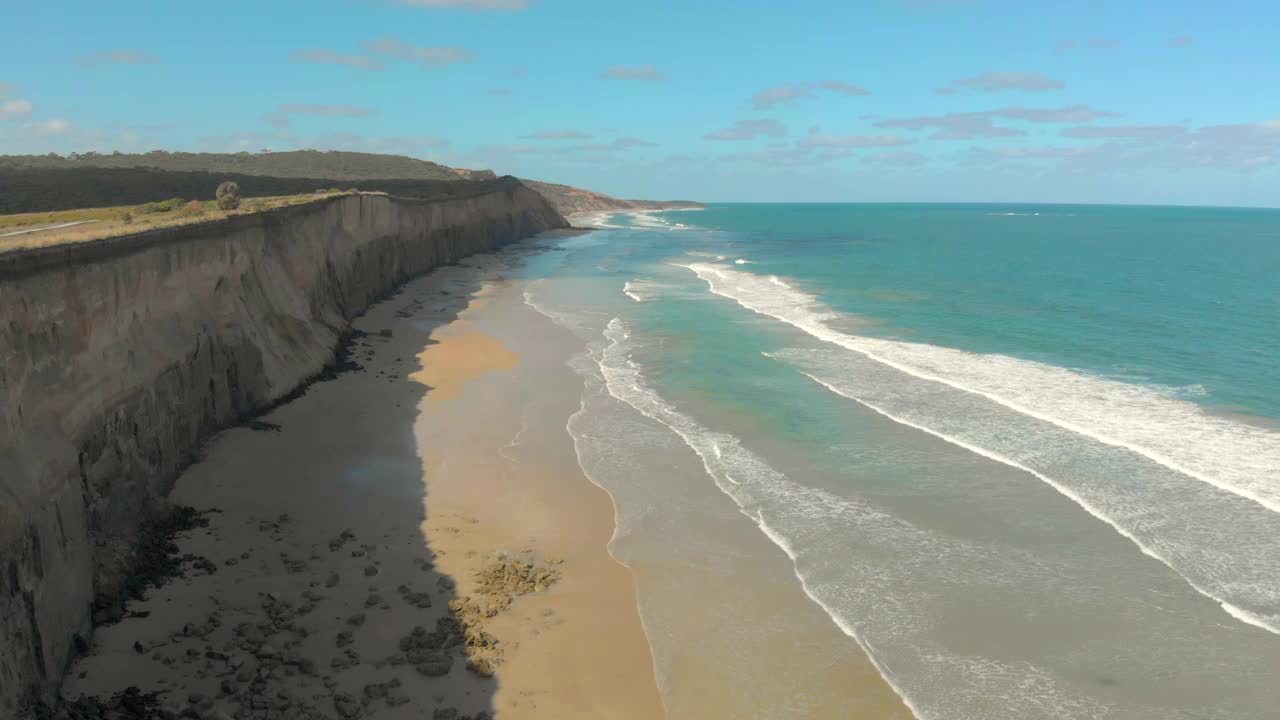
[519,203,1280,719]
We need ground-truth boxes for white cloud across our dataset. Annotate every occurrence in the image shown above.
[750,81,870,109]
[0,119,199,156]
[76,50,158,66]
[969,145,1100,161]
[751,85,813,109]
[196,130,448,156]
[601,65,665,81]
[705,119,787,141]
[26,118,73,136]
[1062,125,1186,138]
[260,113,292,129]
[863,151,928,167]
[392,0,529,8]
[875,113,1027,140]
[960,118,1280,174]
[992,105,1116,123]
[362,38,473,67]
[722,146,850,167]
[873,106,1114,140]
[310,133,449,153]
[567,137,659,152]
[276,104,375,117]
[522,129,592,140]
[817,81,871,96]
[0,99,34,121]
[948,72,1064,92]
[472,143,539,154]
[799,131,914,148]
[290,49,383,70]
[0,119,168,154]
[104,122,175,133]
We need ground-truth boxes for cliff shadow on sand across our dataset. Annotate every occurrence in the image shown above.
[35,249,548,720]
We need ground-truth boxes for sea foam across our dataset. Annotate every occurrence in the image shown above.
[685,262,1280,634]
[587,317,1120,720]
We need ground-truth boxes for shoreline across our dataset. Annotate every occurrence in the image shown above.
[520,213,920,719]
[58,236,664,719]
[408,252,665,718]
[566,206,703,229]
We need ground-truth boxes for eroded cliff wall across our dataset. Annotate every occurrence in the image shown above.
[0,180,566,712]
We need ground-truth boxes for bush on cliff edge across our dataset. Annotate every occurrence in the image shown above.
[215,181,241,210]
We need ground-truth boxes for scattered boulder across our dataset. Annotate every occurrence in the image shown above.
[404,591,433,609]
[333,692,362,719]
[414,653,454,677]
[329,529,356,552]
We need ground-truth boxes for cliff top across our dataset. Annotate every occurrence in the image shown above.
[0,150,700,217]
[0,192,339,254]
[0,149,493,182]
[0,176,533,259]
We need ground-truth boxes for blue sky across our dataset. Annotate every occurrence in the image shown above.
[3,0,1279,206]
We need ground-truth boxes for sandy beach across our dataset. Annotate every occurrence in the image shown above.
[60,236,664,719]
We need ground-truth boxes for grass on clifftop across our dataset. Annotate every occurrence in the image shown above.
[0,190,358,253]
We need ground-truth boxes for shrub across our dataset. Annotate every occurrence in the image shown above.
[137,197,185,214]
[215,181,241,210]
[120,211,133,224]
[175,200,206,217]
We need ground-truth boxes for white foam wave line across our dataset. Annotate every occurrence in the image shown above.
[496,404,531,465]
[593,317,925,720]
[528,297,673,717]
[790,367,1280,635]
[569,399,675,719]
[1221,599,1280,634]
[752,513,925,720]
[623,280,644,303]
[576,210,626,229]
[683,262,1280,517]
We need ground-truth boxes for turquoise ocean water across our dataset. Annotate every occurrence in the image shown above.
[521,204,1280,719]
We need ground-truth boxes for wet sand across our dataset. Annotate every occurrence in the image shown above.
[60,239,663,719]
[410,282,664,718]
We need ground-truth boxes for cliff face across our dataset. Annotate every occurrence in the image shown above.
[0,180,566,712]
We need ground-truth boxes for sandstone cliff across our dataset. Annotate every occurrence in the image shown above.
[0,178,566,712]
